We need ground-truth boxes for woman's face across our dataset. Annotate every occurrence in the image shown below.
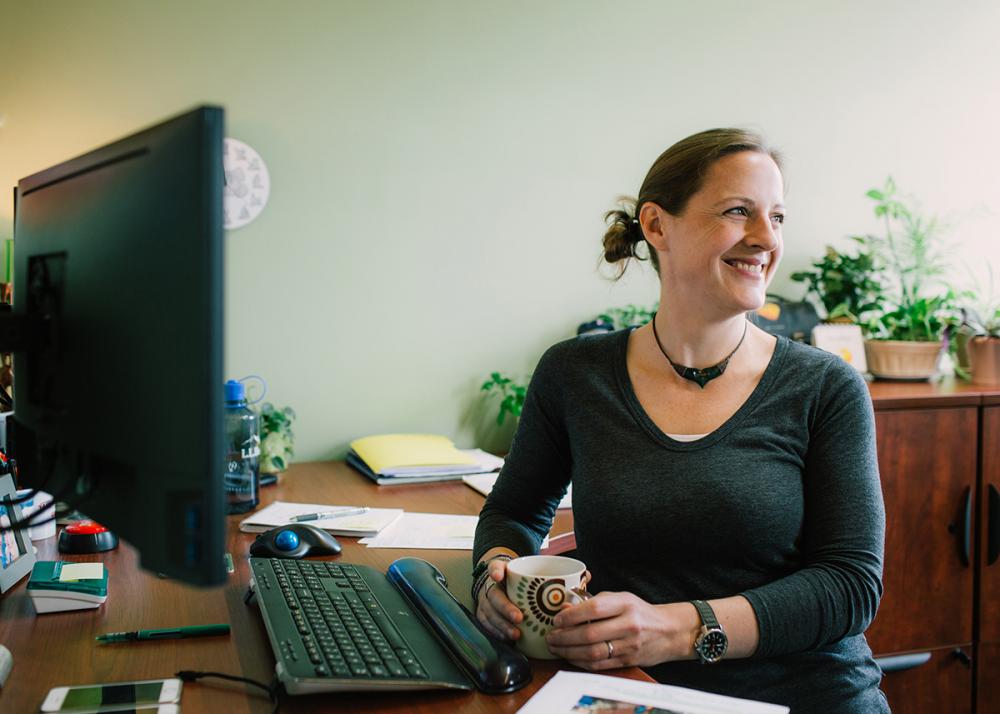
[657,150,784,316]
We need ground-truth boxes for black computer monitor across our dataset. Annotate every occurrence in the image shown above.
[7,106,226,586]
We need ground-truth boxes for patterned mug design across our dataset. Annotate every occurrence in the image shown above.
[516,577,567,634]
[513,576,590,635]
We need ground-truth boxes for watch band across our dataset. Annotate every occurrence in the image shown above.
[690,599,728,664]
[691,599,720,629]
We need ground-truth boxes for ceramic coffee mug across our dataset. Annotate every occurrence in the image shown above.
[505,555,590,659]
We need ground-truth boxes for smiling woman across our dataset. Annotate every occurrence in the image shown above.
[472,129,890,713]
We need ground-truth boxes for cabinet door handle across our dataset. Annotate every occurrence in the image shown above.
[989,484,1000,566]
[953,647,972,667]
[960,486,972,567]
[875,651,932,673]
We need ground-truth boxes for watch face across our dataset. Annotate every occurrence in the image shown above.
[697,628,728,662]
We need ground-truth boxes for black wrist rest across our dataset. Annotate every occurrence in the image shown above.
[386,557,531,694]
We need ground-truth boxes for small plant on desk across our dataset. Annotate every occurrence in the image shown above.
[481,372,528,426]
[260,403,296,477]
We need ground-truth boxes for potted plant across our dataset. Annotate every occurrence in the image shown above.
[578,302,658,335]
[854,177,958,380]
[963,308,1000,385]
[259,403,296,480]
[480,372,528,426]
[790,242,881,323]
[482,303,658,429]
[957,270,1000,385]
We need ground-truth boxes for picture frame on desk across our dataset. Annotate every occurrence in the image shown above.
[0,473,36,593]
[812,323,868,372]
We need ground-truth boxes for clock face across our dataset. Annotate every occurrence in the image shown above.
[223,138,270,229]
[697,629,728,662]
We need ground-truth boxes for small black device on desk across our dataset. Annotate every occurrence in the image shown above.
[247,556,530,694]
[57,521,119,554]
[249,523,342,559]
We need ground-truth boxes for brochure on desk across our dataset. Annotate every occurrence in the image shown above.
[517,671,789,714]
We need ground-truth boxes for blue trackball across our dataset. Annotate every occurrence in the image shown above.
[274,529,300,551]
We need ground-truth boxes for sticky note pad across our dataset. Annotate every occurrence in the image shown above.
[59,563,104,582]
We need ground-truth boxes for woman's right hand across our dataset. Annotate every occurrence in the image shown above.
[475,558,523,641]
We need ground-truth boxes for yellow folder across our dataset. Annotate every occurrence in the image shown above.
[349,434,479,476]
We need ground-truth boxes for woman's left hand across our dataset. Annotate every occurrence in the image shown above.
[544,591,693,670]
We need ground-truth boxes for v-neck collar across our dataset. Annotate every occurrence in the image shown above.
[613,327,788,450]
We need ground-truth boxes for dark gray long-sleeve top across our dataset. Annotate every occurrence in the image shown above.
[473,330,889,713]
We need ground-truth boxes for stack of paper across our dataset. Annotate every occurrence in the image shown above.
[239,501,403,537]
[347,434,503,486]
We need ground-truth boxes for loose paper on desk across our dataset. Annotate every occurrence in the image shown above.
[463,473,572,509]
[358,513,480,550]
[239,501,403,537]
[517,671,789,714]
[359,512,549,550]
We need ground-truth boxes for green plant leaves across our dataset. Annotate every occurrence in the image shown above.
[481,372,528,426]
[260,402,295,464]
[597,303,658,330]
[790,245,881,321]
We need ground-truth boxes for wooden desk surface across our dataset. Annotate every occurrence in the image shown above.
[0,461,650,713]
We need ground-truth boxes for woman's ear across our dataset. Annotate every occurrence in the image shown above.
[639,202,669,253]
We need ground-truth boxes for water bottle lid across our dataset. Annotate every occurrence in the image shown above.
[224,379,246,404]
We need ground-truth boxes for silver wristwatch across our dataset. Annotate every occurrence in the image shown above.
[690,599,728,664]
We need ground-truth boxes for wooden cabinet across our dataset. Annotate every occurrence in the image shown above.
[878,646,973,714]
[867,406,977,655]
[977,404,1000,714]
[865,383,1000,714]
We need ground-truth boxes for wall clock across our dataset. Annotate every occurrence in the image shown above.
[223,138,270,229]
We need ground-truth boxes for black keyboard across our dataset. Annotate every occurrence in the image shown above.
[262,559,428,681]
[250,556,531,695]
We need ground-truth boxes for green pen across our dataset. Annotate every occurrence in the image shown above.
[96,623,230,643]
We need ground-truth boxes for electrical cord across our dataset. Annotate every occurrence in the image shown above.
[0,435,128,534]
[175,670,280,714]
[0,454,93,534]
[0,469,82,534]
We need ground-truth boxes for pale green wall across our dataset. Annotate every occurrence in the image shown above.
[1,0,999,461]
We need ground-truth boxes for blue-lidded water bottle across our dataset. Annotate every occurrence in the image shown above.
[224,379,260,514]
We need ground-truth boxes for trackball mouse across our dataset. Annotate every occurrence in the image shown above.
[249,523,342,559]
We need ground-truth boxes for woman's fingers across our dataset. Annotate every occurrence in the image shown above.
[478,601,512,639]
[552,592,625,628]
[474,569,523,640]
[487,581,523,625]
[546,640,627,667]
[478,605,512,639]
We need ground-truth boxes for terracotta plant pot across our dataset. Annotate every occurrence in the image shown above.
[864,339,943,381]
[968,336,1000,386]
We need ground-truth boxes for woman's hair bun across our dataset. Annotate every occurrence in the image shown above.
[601,197,648,278]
